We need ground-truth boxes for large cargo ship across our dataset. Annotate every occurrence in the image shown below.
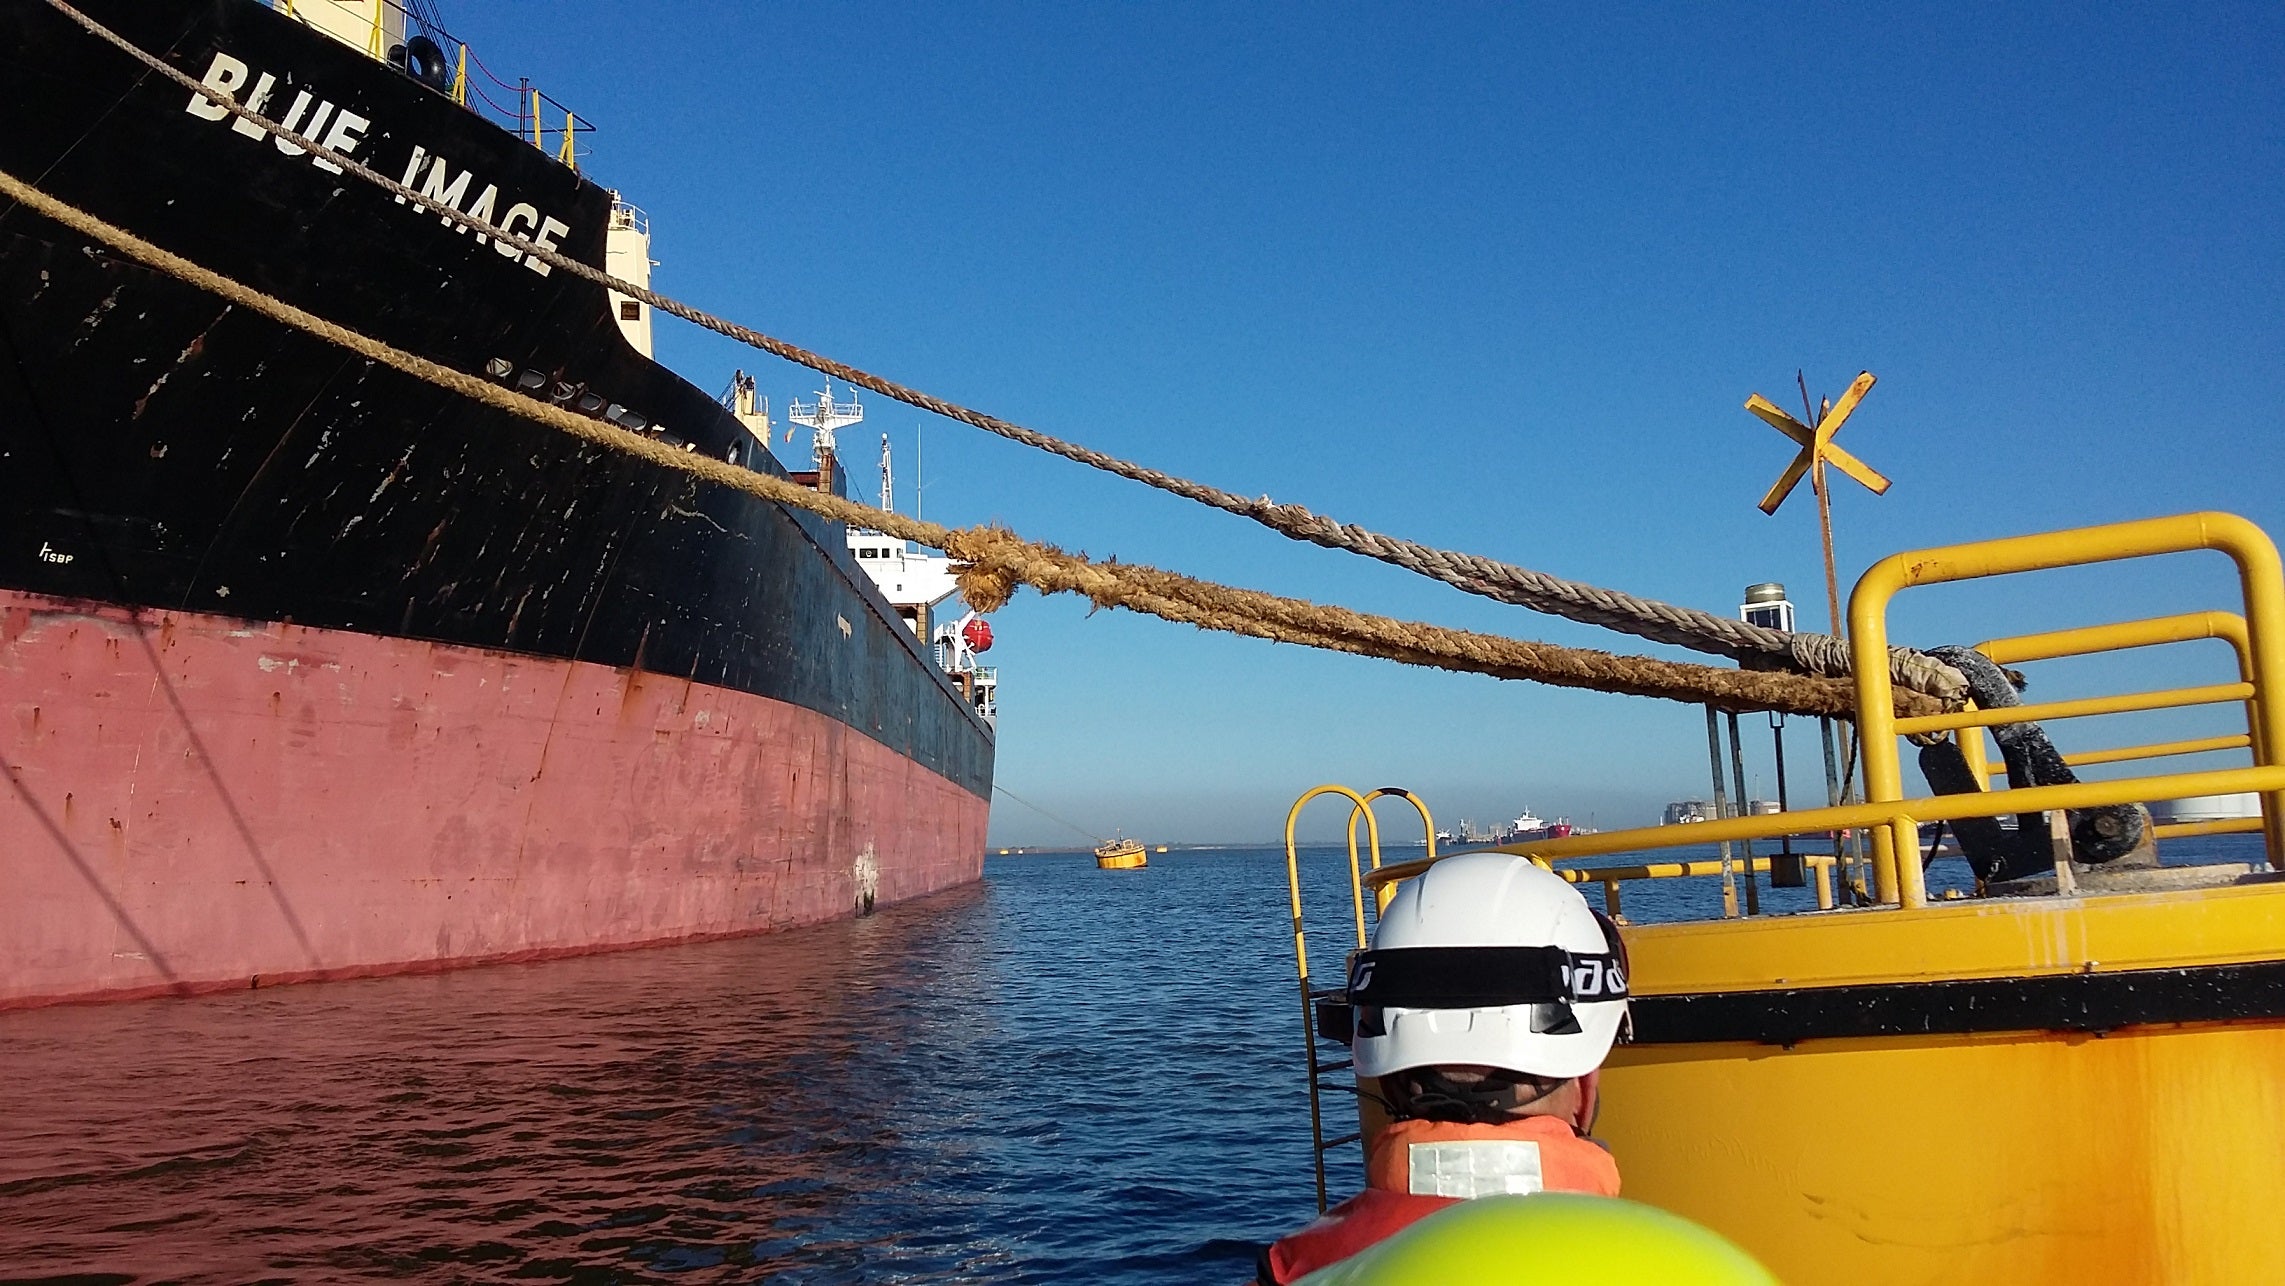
[0,0,996,1009]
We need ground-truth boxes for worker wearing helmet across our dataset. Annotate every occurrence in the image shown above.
[1260,853,1632,1285]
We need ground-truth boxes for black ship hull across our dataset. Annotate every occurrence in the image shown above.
[0,0,994,1008]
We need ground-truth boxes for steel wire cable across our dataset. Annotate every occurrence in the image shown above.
[463,38,523,90]
[464,79,517,118]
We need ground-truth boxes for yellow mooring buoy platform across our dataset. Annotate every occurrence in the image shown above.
[1282,512,2285,1285]
[1095,837,1149,870]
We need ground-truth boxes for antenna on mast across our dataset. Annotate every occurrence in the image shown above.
[879,432,893,514]
[786,379,864,494]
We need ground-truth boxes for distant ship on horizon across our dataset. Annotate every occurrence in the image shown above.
[1445,807,1582,847]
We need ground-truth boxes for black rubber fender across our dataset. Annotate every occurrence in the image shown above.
[405,35,451,93]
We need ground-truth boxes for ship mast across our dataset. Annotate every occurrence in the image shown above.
[786,379,863,495]
[879,432,893,513]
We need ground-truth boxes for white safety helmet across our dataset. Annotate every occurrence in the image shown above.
[1349,852,1630,1082]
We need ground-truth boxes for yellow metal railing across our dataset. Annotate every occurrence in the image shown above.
[1960,611,2263,844]
[1852,512,2285,904]
[1563,853,1838,918]
[1282,785,1434,1213]
[1364,764,2285,897]
[271,0,585,169]
[2043,734,2254,772]
[1351,514,2285,912]
[1897,682,2253,736]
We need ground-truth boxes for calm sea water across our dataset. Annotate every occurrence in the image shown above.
[1,836,2265,1283]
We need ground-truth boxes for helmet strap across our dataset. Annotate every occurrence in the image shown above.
[1573,1068,1602,1135]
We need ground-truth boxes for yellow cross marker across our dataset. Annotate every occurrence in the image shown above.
[1745,371,1890,515]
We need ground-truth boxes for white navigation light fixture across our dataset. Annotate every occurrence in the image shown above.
[878,433,893,512]
[1741,582,1795,633]
[787,380,864,469]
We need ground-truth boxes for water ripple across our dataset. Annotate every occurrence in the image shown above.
[21,824,2160,1284]
[0,853,1358,1283]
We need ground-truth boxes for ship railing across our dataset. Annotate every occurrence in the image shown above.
[1281,786,1437,1215]
[270,0,594,170]
[1854,511,2284,903]
[1358,512,2285,917]
[609,200,650,235]
[1558,853,1840,920]
[1367,765,2285,918]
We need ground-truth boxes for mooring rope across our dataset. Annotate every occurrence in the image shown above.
[33,0,1966,707]
[0,163,1946,721]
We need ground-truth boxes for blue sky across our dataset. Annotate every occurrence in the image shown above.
[442,2,2284,845]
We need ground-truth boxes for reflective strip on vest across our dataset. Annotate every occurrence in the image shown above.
[1267,1116,1625,1282]
[1408,1138,1544,1198]
[1366,1115,1620,1199]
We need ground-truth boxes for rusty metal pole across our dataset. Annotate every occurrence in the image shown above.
[1809,419,1859,789]
[1813,456,1843,652]
[1819,716,1853,900]
[1804,404,1873,901]
[1797,379,1856,784]
[1727,710,1762,915]
[1707,706,1738,918]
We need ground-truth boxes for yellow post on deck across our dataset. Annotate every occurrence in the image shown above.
[1283,785,1437,1213]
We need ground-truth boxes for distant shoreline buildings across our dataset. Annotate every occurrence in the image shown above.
[1662,799,1781,825]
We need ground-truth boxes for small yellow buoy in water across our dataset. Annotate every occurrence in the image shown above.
[1293,1193,1777,1286]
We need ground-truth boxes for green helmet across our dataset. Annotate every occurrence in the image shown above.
[1293,1193,1779,1285]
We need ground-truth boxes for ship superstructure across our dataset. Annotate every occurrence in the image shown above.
[1452,807,1575,845]
[781,381,998,726]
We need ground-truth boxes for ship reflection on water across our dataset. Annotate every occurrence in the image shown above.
[0,855,1316,1284]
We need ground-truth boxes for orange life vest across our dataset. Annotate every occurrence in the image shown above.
[1262,1114,1621,1284]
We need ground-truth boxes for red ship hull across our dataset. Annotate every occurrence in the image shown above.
[1,590,989,1010]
